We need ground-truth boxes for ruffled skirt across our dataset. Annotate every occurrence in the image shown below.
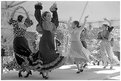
[37,31,66,72]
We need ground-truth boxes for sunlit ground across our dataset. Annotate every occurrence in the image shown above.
[2,64,120,80]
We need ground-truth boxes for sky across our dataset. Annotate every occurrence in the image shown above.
[1,1,120,32]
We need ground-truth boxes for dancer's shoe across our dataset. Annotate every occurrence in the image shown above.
[40,72,49,79]
[18,71,22,77]
[24,71,32,78]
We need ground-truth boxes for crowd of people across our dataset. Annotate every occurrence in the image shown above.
[2,2,120,79]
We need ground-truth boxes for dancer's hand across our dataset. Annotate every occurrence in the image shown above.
[82,15,89,27]
[17,6,24,9]
[24,18,33,27]
[84,15,89,22]
[104,18,111,26]
[50,2,58,12]
[38,2,42,6]
[104,18,108,21]
[85,15,89,20]
[85,15,89,18]
[35,2,43,10]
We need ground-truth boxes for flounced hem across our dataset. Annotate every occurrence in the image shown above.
[41,54,63,67]
[37,56,67,72]
[2,57,66,73]
[2,53,66,72]
[2,58,43,71]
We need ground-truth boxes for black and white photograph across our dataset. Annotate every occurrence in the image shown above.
[1,0,120,80]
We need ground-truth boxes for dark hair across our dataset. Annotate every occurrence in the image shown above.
[102,24,109,28]
[17,15,24,22]
[42,11,50,20]
[73,21,79,28]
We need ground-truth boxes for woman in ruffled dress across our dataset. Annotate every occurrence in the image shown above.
[66,16,92,73]
[34,2,66,79]
[97,18,120,69]
[8,6,33,78]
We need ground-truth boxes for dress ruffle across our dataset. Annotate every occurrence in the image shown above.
[38,55,66,72]
[3,55,66,72]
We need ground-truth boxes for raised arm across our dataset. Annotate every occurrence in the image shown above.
[19,6,33,27]
[50,3,59,28]
[11,6,20,19]
[81,16,88,28]
[34,2,43,27]
[104,18,111,26]
[104,18,114,32]
[8,6,20,25]
[79,16,88,31]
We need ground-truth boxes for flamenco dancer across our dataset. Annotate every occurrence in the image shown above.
[8,6,33,78]
[97,18,120,69]
[34,2,66,79]
[66,16,91,73]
